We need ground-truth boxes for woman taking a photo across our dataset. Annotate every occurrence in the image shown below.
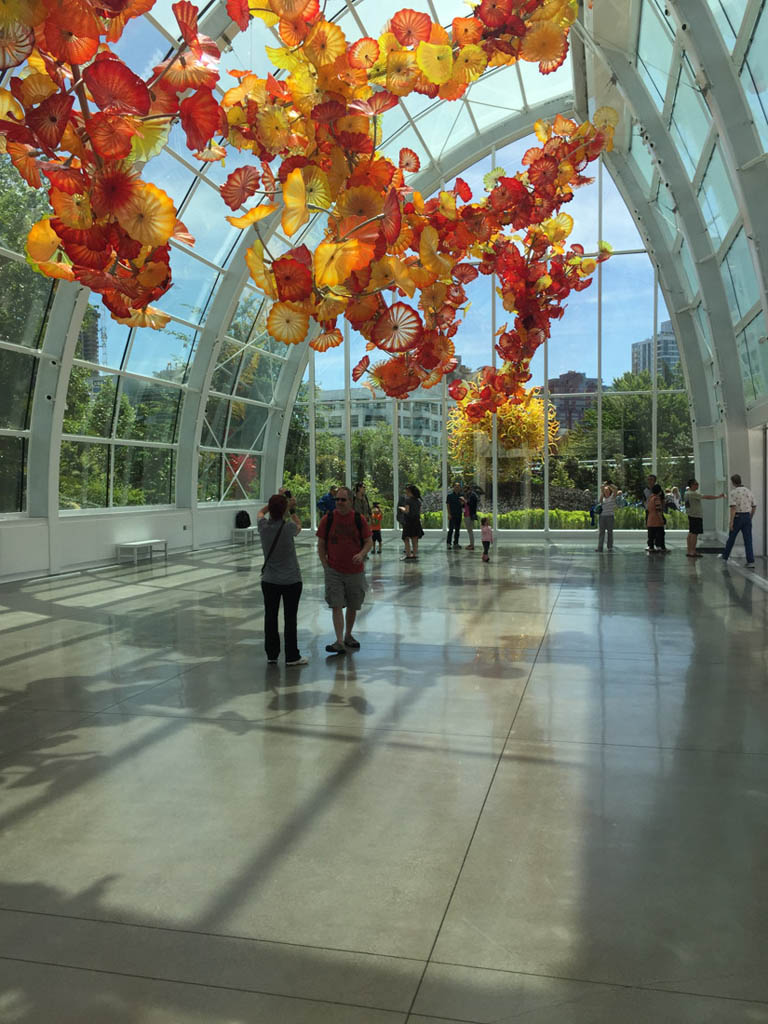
[398,484,424,561]
[257,493,307,666]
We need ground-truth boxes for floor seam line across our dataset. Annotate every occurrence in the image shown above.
[0,953,407,1016]
[404,554,576,1022]
[0,906,427,963]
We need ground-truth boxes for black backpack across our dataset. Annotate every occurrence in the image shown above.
[235,510,251,529]
[323,510,365,546]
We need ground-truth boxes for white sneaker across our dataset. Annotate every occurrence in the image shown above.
[286,656,308,666]
[746,563,755,568]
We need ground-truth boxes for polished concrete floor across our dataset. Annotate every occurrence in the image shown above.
[1,537,768,1023]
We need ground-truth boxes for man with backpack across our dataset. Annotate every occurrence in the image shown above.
[317,485,372,654]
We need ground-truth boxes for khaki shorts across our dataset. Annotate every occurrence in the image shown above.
[324,566,367,610]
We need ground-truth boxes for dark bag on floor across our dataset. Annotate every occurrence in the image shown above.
[235,510,251,529]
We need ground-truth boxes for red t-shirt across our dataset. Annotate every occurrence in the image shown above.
[317,511,371,574]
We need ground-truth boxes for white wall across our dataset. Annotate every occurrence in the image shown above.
[0,502,264,583]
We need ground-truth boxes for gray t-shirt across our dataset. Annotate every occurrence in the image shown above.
[258,517,301,584]
[684,489,702,518]
[600,493,617,516]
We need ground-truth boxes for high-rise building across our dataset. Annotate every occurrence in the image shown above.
[547,371,598,432]
[631,319,679,377]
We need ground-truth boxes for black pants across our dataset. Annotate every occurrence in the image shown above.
[447,516,462,545]
[482,541,490,556]
[261,581,303,661]
[647,526,666,550]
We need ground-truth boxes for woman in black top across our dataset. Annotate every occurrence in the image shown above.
[398,484,424,560]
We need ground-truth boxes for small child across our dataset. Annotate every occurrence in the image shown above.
[370,502,383,553]
[481,517,493,562]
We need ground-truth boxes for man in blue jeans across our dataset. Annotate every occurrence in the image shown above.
[721,473,757,567]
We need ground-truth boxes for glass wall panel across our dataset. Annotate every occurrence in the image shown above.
[602,170,644,250]
[223,453,260,501]
[157,249,218,324]
[59,441,109,510]
[629,126,655,189]
[75,299,130,368]
[601,392,653,528]
[0,350,36,430]
[736,315,768,404]
[657,393,695,517]
[124,323,197,382]
[198,451,222,502]
[63,370,119,438]
[741,3,768,150]
[226,401,269,450]
[679,237,699,297]
[0,436,25,513]
[113,446,175,506]
[706,0,745,47]
[548,397,595,529]
[721,228,760,323]
[548,277,598,382]
[210,339,244,395]
[0,156,50,252]
[315,401,346,490]
[282,379,311,523]
[201,395,229,448]
[602,254,655,389]
[234,350,284,405]
[178,181,240,266]
[637,1,675,108]
[0,257,54,349]
[698,144,739,249]
[396,397,440,528]
[669,64,713,178]
[115,379,182,444]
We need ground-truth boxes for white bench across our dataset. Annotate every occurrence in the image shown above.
[232,526,258,545]
[117,539,168,565]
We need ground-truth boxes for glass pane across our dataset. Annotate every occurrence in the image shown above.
[110,12,168,78]
[698,143,738,248]
[234,350,283,404]
[549,396,596,529]
[0,436,25,513]
[226,401,269,449]
[737,315,768,404]
[0,257,54,349]
[125,322,197,382]
[63,370,118,438]
[657,393,695,519]
[210,339,244,395]
[198,450,222,502]
[638,1,675,108]
[679,237,699,296]
[227,290,287,355]
[548,279,597,382]
[693,301,713,356]
[157,249,218,324]
[141,148,196,211]
[602,168,644,251]
[602,253,655,388]
[283,390,311,523]
[0,349,37,430]
[517,47,572,106]
[601,392,653,528]
[347,400,395,528]
[741,5,768,149]
[75,298,130,368]
[669,65,712,178]
[652,180,678,240]
[113,446,175,506]
[223,452,260,500]
[721,228,760,323]
[59,441,109,510]
[178,181,240,266]
[0,156,51,253]
[116,379,182,443]
[706,0,746,47]
[629,126,654,189]
[315,401,346,489]
[201,395,229,448]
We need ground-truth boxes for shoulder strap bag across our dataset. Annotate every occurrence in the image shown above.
[261,519,286,576]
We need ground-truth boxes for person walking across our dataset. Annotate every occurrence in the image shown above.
[595,482,617,552]
[370,502,383,554]
[646,483,667,553]
[257,493,307,666]
[398,484,424,560]
[463,486,478,550]
[683,478,724,558]
[352,481,371,519]
[480,518,493,561]
[317,485,337,516]
[446,482,464,548]
[317,485,372,653]
[721,474,757,567]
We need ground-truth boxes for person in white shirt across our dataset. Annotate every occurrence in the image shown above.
[721,474,757,567]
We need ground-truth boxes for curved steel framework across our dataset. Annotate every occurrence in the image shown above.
[1,0,767,574]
